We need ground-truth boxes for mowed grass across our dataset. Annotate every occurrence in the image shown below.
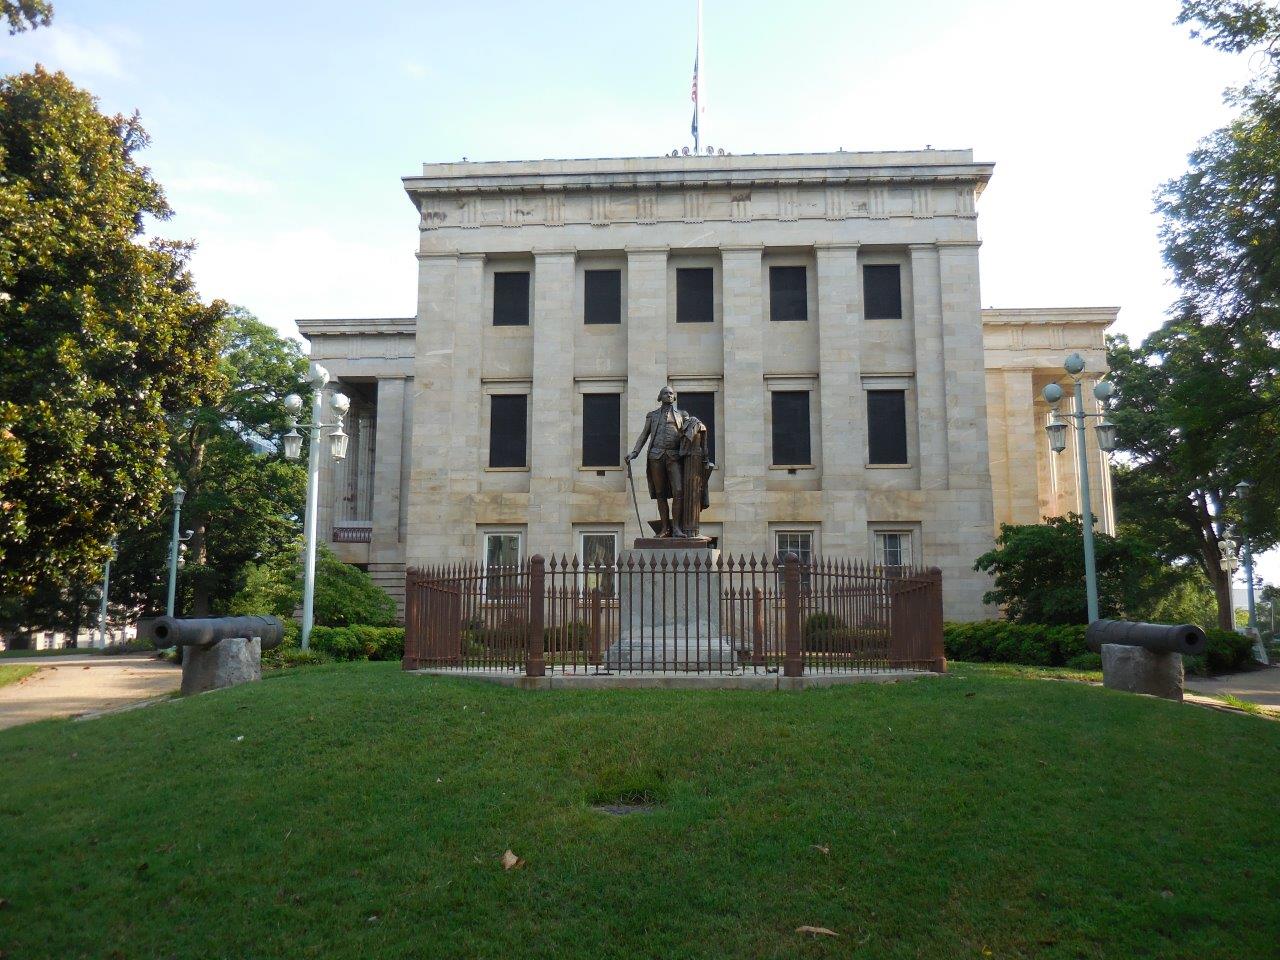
[0,665,37,688]
[2,663,1278,960]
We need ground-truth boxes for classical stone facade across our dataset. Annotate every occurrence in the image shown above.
[298,150,1116,621]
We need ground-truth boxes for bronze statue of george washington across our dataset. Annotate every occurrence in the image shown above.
[624,385,715,539]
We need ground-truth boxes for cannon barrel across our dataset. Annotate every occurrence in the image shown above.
[1085,619,1207,656]
[143,615,285,650]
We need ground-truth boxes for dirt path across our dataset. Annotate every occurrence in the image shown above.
[0,656,180,730]
[1186,664,1280,712]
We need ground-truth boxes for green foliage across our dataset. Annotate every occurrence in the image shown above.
[2,0,51,33]
[946,621,1256,677]
[1185,628,1257,676]
[1109,3,1280,630]
[0,68,225,600]
[109,307,311,618]
[308,625,404,662]
[228,543,396,629]
[974,516,1163,625]
[944,621,1090,668]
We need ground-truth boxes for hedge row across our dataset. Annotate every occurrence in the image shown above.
[943,621,1256,676]
[308,625,404,662]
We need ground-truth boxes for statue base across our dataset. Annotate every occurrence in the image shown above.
[603,546,737,672]
[633,536,712,550]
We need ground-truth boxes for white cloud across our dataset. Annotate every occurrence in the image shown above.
[164,161,274,199]
[0,22,133,80]
[401,61,429,79]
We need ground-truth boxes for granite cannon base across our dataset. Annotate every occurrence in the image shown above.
[1101,643,1184,702]
[181,637,262,696]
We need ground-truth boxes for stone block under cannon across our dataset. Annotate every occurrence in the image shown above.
[140,615,285,696]
[1085,619,1208,702]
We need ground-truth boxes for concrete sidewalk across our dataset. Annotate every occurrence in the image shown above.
[0,656,180,730]
[1186,665,1280,712]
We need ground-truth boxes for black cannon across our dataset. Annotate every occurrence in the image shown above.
[1085,619,1207,656]
[139,615,286,695]
[143,615,284,650]
[1086,619,1208,701]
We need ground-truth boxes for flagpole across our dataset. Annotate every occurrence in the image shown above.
[695,0,703,154]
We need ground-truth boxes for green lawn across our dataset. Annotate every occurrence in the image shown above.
[1,663,1278,959]
[0,665,37,688]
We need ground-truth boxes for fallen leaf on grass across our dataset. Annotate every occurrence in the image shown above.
[796,925,838,937]
[811,844,829,855]
[501,849,525,870]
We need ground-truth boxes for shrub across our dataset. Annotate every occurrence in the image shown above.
[1184,629,1256,676]
[944,621,1089,667]
[946,621,1259,676]
[229,543,396,628]
[308,625,404,662]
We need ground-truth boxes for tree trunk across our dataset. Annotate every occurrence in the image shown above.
[1193,492,1234,630]
[68,585,83,648]
[189,521,211,616]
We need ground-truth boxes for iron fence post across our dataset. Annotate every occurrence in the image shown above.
[527,555,546,678]
[782,552,804,677]
[751,587,765,667]
[589,586,602,666]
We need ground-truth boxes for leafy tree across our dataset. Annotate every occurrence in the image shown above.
[0,68,225,606]
[230,543,396,628]
[105,307,311,618]
[1104,2,1280,628]
[974,516,1180,626]
[2,0,51,33]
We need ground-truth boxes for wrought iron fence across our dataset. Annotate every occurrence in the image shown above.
[404,553,944,675]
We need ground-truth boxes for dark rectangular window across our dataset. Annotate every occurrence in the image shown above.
[582,393,621,467]
[584,269,621,325]
[679,391,716,464]
[676,268,714,323]
[863,265,902,320]
[867,390,908,464]
[771,391,811,465]
[488,394,528,468]
[769,266,808,321]
[493,271,530,326]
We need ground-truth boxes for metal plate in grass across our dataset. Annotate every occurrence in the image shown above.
[591,803,655,816]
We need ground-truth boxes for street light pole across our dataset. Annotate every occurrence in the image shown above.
[98,537,117,648]
[166,485,185,618]
[283,364,350,650]
[1042,353,1117,625]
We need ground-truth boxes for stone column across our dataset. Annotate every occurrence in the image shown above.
[371,377,408,556]
[720,245,766,554]
[528,250,577,553]
[910,244,948,489]
[1001,367,1038,525]
[815,243,862,551]
[624,247,669,544]
[937,241,991,487]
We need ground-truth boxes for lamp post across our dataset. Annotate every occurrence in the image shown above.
[1042,352,1117,624]
[283,364,350,650]
[97,536,118,648]
[165,486,194,618]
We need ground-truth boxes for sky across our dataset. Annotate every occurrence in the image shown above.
[2,0,1273,588]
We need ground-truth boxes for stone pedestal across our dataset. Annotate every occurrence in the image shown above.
[181,638,262,696]
[604,546,738,671]
[1101,643,1184,701]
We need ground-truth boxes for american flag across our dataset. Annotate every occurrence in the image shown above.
[690,50,699,139]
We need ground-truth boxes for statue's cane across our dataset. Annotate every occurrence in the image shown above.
[624,456,645,532]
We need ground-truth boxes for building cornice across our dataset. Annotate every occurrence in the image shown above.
[981,307,1120,327]
[296,317,416,339]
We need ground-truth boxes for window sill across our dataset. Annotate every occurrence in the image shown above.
[865,463,912,470]
[579,465,623,472]
[484,466,530,473]
[769,464,815,471]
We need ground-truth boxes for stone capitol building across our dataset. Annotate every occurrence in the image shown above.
[299,150,1115,621]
